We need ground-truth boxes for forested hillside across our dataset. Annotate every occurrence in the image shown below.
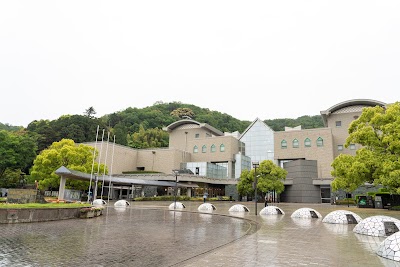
[0,101,323,187]
[4,101,324,150]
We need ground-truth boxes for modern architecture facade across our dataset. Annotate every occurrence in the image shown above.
[87,99,387,203]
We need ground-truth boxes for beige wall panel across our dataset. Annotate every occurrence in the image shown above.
[274,128,334,179]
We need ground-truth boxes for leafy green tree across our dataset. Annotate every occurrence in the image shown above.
[84,106,96,118]
[170,107,195,119]
[127,125,169,148]
[0,130,37,184]
[237,160,287,197]
[331,102,400,193]
[30,139,107,190]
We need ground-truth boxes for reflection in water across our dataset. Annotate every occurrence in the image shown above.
[260,214,284,225]
[291,217,322,229]
[323,223,352,235]
[114,206,127,212]
[0,208,253,267]
[355,232,385,253]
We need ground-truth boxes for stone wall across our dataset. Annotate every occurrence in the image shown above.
[7,189,46,204]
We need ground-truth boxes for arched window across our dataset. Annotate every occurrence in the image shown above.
[304,138,311,147]
[316,137,323,147]
[220,144,225,152]
[211,144,216,152]
[281,140,287,149]
[193,145,198,153]
[292,139,299,148]
[202,145,207,153]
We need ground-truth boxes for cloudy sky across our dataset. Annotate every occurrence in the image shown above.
[1,1,399,127]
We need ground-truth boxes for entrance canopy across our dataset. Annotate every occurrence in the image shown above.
[55,166,198,200]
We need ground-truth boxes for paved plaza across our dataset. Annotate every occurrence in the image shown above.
[1,201,400,266]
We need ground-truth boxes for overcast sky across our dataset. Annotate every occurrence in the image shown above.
[1,1,399,127]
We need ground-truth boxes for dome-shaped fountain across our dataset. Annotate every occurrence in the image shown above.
[168,202,186,210]
[291,207,322,218]
[198,203,216,212]
[353,215,400,237]
[376,231,400,261]
[114,200,130,207]
[228,204,249,212]
[259,206,285,215]
[92,199,107,206]
[322,210,362,224]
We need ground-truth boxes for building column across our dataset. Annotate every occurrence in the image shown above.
[58,175,66,201]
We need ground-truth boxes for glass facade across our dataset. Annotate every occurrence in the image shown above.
[182,162,228,179]
[239,119,275,164]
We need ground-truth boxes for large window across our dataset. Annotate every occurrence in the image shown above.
[211,144,216,152]
[281,140,287,149]
[316,137,324,147]
[304,138,311,147]
[220,144,225,152]
[292,139,299,148]
[202,145,207,153]
[193,145,198,153]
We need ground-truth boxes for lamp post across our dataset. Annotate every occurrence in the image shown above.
[252,162,259,216]
[172,170,179,209]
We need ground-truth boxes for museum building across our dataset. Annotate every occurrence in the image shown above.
[87,99,387,203]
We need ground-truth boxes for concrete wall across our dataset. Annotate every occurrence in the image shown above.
[280,160,321,203]
[0,208,81,224]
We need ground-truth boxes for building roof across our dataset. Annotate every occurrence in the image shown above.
[320,99,386,126]
[55,166,198,188]
[163,119,223,136]
[239,117,274,140]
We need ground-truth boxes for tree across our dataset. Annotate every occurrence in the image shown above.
[0,130,37,183]
[30,139,107,191]
[127,125,169,149]
[84,106,97,118]
[237,160,287,197]
[331,102,400,193]
[170,107,195,119]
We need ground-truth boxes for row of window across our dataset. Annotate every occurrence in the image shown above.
[281,137,324,148]
[281,138,356,151]
[193,144,225,153]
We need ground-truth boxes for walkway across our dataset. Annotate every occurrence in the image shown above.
[1,201,400,266]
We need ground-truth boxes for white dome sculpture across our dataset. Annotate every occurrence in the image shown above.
[377,231,400,261]
[114,200,130,207]
[322,210,362,224]
[291,207,322,219]
[228,204,249,212]
[259,206,285,215]
[169,202,186,210]
[354,215,400,237]
[92,199,107,206]
[198,203,216,212]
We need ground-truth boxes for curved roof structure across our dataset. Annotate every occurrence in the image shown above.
[320,99,386,126]
[163,119,223,136]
